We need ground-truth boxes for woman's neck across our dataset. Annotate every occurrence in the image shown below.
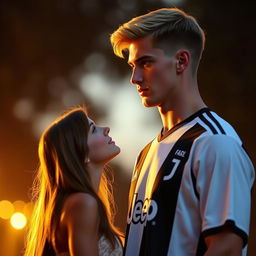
[86,163,104,192]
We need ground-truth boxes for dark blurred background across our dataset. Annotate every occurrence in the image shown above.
[0,0,255,255]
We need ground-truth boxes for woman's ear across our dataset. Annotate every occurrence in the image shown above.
[176,50,190,74]
[85,158,90,164]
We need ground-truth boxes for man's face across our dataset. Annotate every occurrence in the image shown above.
[127,36,179,109]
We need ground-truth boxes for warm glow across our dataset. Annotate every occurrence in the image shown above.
[13,200,26,212]
[23,201,34,218]
[10,212,27,230]
[0,200,14,220]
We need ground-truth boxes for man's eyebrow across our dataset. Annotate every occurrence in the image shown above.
[128,55,154,66]
[89,122,95,127]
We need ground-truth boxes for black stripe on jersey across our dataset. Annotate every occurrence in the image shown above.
[205,111,226,135]
[199,113,218,134]
[196,219,248,255]
[138,123,206,256]
[191,167,200,200]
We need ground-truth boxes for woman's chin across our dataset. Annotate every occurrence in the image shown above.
[108,148,121,163]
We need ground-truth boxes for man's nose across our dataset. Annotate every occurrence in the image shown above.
[130,68,143,85]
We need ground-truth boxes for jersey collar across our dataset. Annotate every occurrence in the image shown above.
[157,107,211,142]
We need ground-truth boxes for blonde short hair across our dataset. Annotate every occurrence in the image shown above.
[110,8,205,73]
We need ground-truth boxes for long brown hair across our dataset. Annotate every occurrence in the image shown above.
[24,107,122,256]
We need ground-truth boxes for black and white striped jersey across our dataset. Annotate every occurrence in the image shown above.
[124,108,255,256]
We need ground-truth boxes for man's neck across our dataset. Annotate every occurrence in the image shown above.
[158,101,206,135]
[158,75,206,134]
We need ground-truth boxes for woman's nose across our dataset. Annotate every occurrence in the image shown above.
[103,126,110,135]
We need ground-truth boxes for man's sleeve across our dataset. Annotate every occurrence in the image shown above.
[192,134,255,247]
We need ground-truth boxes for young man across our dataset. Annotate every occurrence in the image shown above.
[110,8,255,256]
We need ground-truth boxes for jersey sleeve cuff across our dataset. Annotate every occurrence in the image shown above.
[202,219,248,248]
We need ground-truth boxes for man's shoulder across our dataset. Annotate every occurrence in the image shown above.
[204,110,241,139]
[192,134,252,170]
[195,133,242,151]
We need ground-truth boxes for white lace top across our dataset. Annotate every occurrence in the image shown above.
[56,235,122,256]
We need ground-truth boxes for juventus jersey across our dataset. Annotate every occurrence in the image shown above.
[124,108,255,256]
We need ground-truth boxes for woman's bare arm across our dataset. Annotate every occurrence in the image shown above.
[63,193,100,256]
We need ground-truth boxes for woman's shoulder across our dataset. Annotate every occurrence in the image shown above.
[61,193,99,224]
[65,193,98,209]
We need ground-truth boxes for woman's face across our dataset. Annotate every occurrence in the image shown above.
[87,118,120,165]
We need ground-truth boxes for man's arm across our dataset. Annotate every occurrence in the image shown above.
[204,227,243,256]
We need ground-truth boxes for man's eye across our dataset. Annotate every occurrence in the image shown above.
[92,126,96,133]
[142,61,152,68]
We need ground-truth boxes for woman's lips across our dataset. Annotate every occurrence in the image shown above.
[108,137,115,144]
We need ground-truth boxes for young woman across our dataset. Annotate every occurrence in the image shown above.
[24,107,123,256]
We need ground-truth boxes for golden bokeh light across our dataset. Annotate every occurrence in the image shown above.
[13,200,26,212]
[23,201,34,219]
[10,212,27,230]
[0,200,14,220]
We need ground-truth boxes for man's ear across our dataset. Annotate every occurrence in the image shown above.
[122,48,129,59]
[175,50,190,74]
